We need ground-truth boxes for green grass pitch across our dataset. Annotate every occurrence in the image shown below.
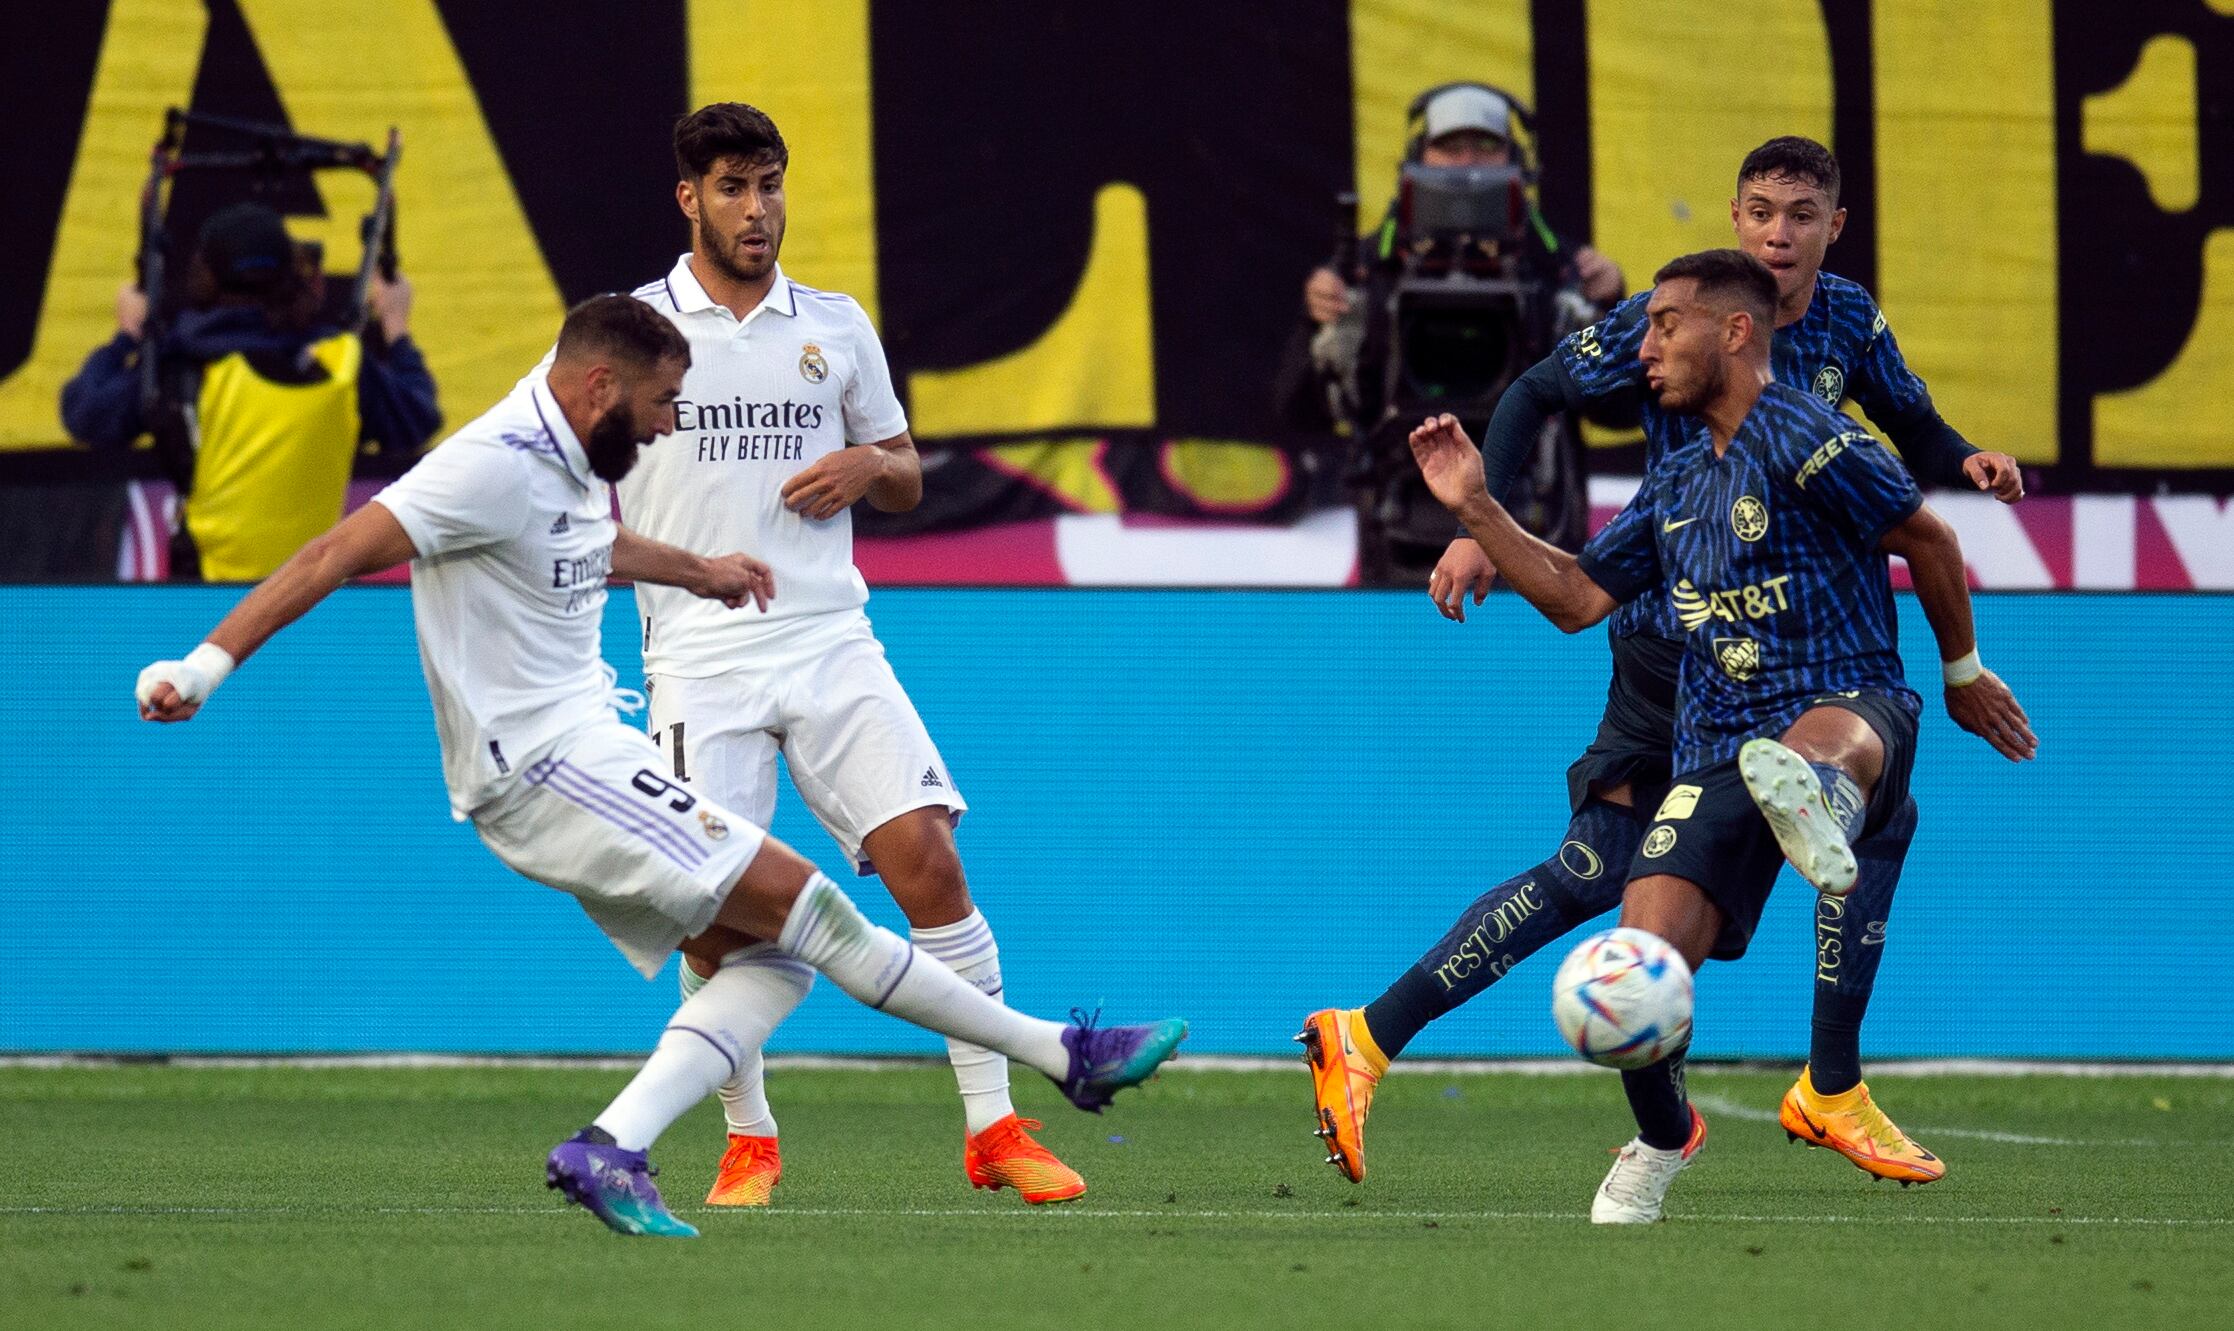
[4,1063,2228,1330]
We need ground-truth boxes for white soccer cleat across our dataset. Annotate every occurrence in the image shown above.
[1590,1106,1705,1224]
[1737,738,1858,897]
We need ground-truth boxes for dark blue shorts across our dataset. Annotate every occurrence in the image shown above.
[1625,690,1921,962]
[1565,628,1680,814]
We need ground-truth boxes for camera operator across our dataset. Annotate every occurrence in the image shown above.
[1280,85,1622,431]
[1276,84,1622,581]
[60,202,440,581]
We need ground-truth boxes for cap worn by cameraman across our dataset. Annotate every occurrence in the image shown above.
[197,202,294,297]
[1421,85,1511,145]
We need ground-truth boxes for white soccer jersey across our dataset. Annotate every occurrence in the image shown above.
[618,256,908,676]
[371,374,621,816]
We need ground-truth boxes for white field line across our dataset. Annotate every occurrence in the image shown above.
[1,1203,2228,1228]
[1,1054,2230,1078]
[1684,1091,2175,1148]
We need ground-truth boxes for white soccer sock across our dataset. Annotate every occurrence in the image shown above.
[778,874,1070,1079]
[911,910,1015,1134]
[594,954,807,1151]
[678,948,812,1137]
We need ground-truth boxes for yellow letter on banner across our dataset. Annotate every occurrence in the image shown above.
[236,0,566,439]
[691,1,1153,437]
[0,0,207,449]
[1347,0,1532,237]
[2084,34,2234,469]
[688,0,881,322]
[1874,1,2058,464]
[1585,0,1831,298]
[907,183,1157,435]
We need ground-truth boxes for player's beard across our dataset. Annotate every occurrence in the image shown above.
[1655,357,1719,416]
[584,402,644,483]
[697,211,779,285]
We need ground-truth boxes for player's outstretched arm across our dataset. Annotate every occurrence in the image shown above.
[1878,505,2037,762]
[1428,358,1575,622]
[1409,413,1616,633]
[1959,450,2025,503]
[611,525,775,612]
[135,503,419,723]
[778,431,922,519]
[1881,408,2026,505]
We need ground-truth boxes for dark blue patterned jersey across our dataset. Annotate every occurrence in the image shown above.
[1575,381,1924,774]
[1557,269,1934,642]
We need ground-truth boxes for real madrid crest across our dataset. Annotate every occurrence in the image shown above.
[798,342,829,384]
[1812,363,1844,406]
[697,809,730,840]
[1730,494,1769,542]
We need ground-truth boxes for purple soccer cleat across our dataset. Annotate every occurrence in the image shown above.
[1053,1010,1189,1112]
[545,1128,699,1238]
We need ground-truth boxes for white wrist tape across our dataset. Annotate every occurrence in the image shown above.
[1942,648,1983,688]
[136,642,237,708]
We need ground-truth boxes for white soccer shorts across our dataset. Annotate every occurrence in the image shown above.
[473,720,767,977]
[644,614,966,877]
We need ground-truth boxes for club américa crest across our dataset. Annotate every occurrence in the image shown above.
[1730,495,1769,543]
[1812,364,1844,406]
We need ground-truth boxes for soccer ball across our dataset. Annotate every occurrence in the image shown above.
[1551,928,1694,1069]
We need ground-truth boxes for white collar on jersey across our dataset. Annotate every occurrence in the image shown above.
[662,253,799,322]
[527,374,595,490]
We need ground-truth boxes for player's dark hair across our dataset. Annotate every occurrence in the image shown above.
[554,294,690,371]
[674,102,789,181]
[1653,249,1779,330]
[1737,135,1840,206]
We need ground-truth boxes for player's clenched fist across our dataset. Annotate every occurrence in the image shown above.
[1408,413,1489,513]
[693,552,777,612]
[135,643,236,723]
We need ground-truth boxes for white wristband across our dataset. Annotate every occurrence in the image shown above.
[185,642,236,689]
[1942,648,1982,688]
[137,642,235,710]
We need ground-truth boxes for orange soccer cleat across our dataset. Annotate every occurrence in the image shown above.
[1296,1008,1386,1183]
[964,1115,1088,1204]
[703,1133,783,1207]
[1780,1067,1946,1186]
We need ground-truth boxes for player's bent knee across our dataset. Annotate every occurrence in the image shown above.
[1618,875,1722,970]
[862,808,973,925]
[1779,706,1884,779]
[710,838,822,939]
[1545,800,1647,917]
[679,924,759,970]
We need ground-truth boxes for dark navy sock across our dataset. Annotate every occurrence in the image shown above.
[1808,761,1867,842]
[1810,797,1917,1095]
[1361,800,1639,1060]
[1621,1044,1692,1150]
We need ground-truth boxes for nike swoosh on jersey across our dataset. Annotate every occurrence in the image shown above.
[1662,517,1699,532]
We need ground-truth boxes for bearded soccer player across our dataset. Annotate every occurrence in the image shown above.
[1409,250,2032,1220]
[135,294,1186,1239]
[591,103,1086,1206]
[1298,137,2024,1188]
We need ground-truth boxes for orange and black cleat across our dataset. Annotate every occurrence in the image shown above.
[964,1114,1087,1204]
[1296,1008,1385,1183]
[1780,1066,1946,1186]
[704,1133,783,1207]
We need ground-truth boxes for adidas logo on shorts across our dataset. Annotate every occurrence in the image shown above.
[549,513,570,534]
[921,767,943,788]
